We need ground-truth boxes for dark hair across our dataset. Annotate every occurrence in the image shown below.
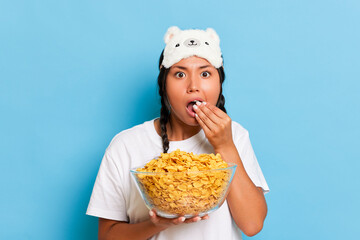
[157,51,226,153]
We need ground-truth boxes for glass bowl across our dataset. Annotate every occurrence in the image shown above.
[130,162,237,218]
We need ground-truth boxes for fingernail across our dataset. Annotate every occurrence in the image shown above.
[195,113,198,117]
[203,102,207,105]
[193,104,198,110]
[180,217,185,222]
[194,217,201,222]
[149,210,154,217]
[196,101,202,106]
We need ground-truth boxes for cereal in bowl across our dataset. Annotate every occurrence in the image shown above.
[135,149,233,216]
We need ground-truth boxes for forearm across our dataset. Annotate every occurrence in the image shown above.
[99,218,167,240]
[214,143,267,236]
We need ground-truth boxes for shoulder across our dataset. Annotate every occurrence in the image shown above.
[106,119,154,152]
[231,120,250,139]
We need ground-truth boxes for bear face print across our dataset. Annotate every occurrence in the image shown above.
[184,38,201,48]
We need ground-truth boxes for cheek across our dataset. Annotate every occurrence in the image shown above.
[166,81,183,106]
[202,81,221,103]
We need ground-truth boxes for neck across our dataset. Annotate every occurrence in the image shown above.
[166,113,201,141]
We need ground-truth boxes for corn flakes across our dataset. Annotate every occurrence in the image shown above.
[134,149,233,216]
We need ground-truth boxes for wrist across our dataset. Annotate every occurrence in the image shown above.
[214,141,236,154]
[145,219,170,239]
[148,219,169,232]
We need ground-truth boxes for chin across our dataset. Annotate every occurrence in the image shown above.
[170,110,200,127]
[184,116,200,127]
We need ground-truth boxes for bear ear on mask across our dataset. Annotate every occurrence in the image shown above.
[206,28,220,44]
[164,26,181,44]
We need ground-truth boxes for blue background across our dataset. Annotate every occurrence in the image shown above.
[1,0,359,239]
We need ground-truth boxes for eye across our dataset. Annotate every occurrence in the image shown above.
[201,71,210,78]
[175,43,180,47]
[205,42,209,45]
[175,72,186,78]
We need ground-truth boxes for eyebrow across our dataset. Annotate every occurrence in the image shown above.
[172,65,212,70]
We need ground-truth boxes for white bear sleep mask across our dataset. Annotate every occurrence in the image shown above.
[161,26,223,69]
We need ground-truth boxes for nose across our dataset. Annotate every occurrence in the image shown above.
[190,40,195,43]
[187,75,200,93]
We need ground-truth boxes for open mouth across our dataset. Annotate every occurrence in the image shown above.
[186,100,201,117]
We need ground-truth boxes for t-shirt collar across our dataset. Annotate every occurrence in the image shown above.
[146,118,206,150]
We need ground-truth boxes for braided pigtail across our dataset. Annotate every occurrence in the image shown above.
[159,95,170,153]
[158,51,171,153]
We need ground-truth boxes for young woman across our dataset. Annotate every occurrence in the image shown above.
[87,26,269,240]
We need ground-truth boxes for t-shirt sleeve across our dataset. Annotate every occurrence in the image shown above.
[86,149,129,221]
[233,126,270,194]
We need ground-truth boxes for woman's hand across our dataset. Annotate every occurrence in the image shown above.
[193,101,234,151]
[98,212,209,240]
[149,210,209,228]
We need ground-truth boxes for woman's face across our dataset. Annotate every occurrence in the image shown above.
[166,56,221,126]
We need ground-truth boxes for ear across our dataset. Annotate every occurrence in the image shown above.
[206,28,220,44]
[164,26,181,44]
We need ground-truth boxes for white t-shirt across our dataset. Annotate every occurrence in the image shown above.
[87,119,269,240]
